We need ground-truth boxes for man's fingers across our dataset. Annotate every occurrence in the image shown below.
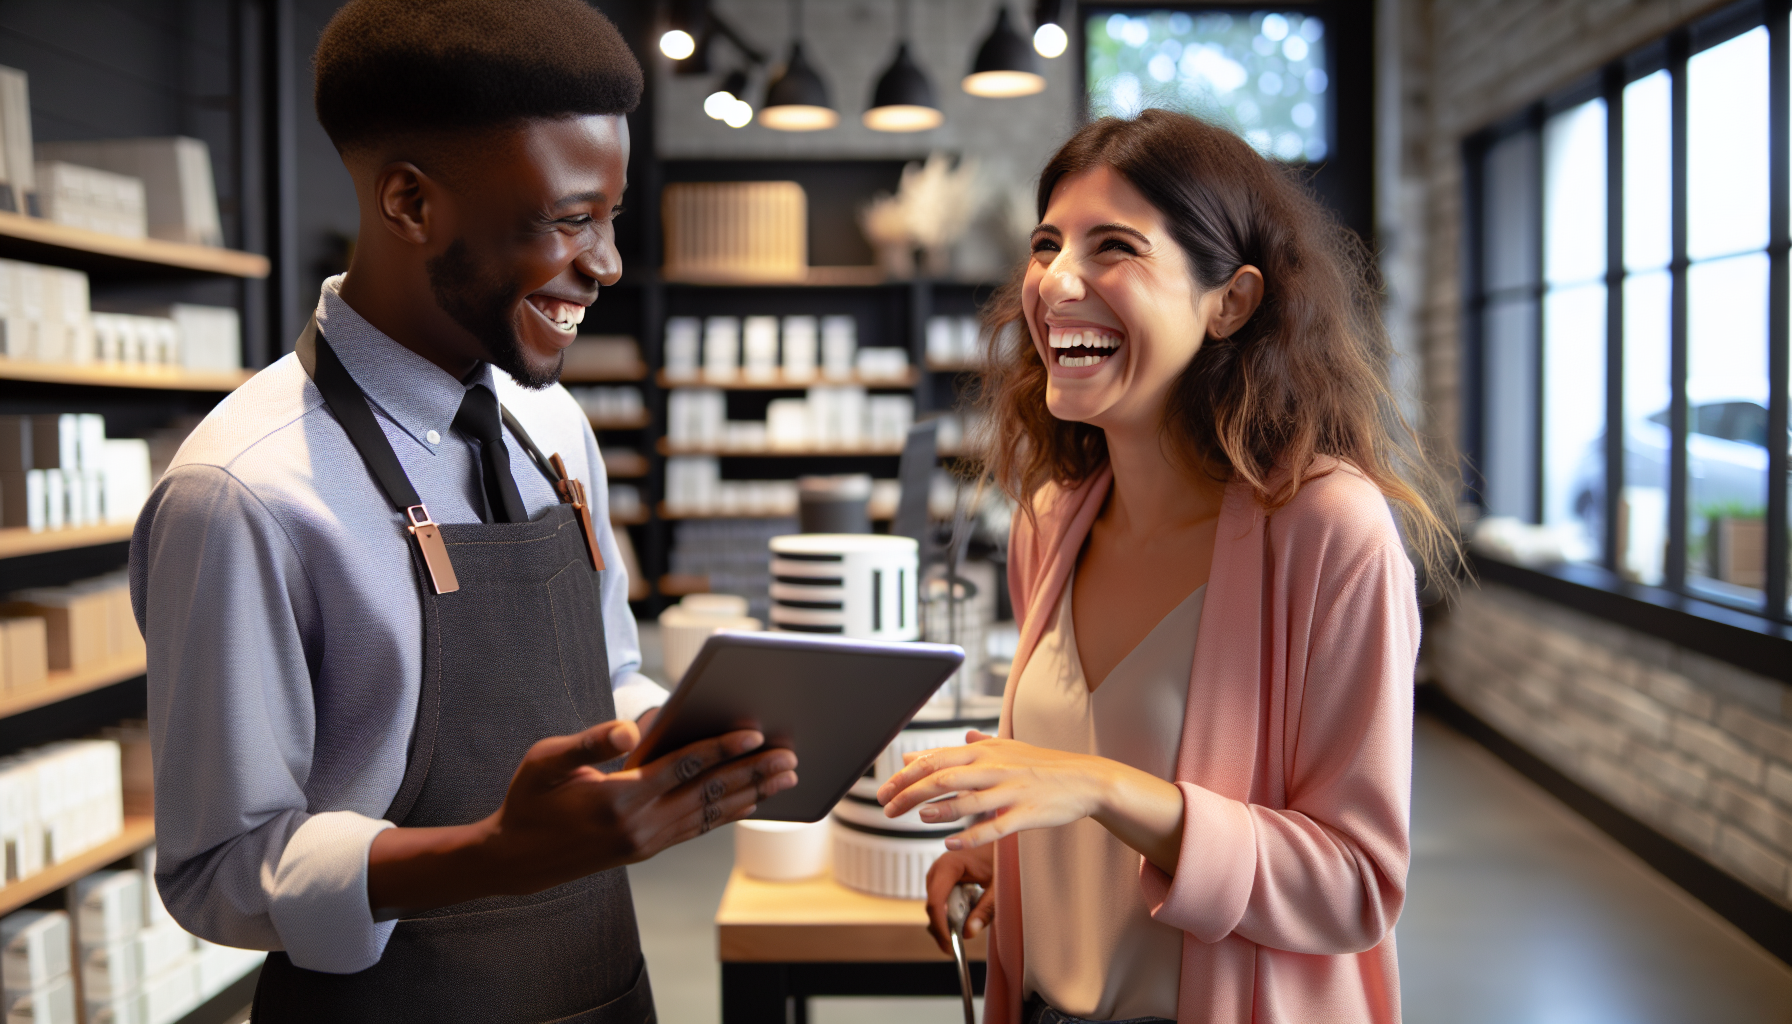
[670,748,800,806]
[963,887,997,938]
[522,720,640,784]
[644,729,766,795]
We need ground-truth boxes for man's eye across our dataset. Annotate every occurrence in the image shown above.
[560,215,594,227]
[609,206,626,220]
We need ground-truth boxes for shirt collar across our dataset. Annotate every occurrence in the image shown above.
[314,275,497,454]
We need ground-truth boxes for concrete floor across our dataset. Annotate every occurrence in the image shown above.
[628,695,1792,1023]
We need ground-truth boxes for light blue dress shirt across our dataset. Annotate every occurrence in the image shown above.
[128,277,667,973]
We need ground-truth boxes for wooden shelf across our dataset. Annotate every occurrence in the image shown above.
[658,502,893,522]
[0,360,253,392]
[0,210,268,279]
[924,359,983,373]
[0,816,156,918]
[610,508,649,526]
[0,522,135,559]
[657,438,914,458]
[661,265,890,288]
[658,573,710,596]
[588,412,651,430]
[561,361,648,383]
[602,453,650,479]
[0,653,148,720]
[658,369,918,391]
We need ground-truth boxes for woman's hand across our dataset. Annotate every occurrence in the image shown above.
[923,847,996,955]
[877,731,1186,874]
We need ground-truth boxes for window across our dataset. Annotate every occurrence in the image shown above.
[1085,8,1330,161]
[1467,1,1791,622]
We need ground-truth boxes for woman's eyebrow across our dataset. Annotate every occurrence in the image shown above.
[1031,223,1062,237]
[1088,222,1150,243]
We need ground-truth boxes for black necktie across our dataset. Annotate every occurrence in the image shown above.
[453,384,527,524]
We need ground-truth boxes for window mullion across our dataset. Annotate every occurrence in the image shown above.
[1532,105,1548,526]
[1604,66,1626,575]
[1668,33,1691,591]
[1767,0,1790,619]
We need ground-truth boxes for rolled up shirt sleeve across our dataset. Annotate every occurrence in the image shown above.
[131,464,399,973]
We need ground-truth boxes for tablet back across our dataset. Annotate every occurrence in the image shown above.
[632,631,964,821]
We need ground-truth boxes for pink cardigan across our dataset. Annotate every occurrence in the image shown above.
[988,460,1419,1024]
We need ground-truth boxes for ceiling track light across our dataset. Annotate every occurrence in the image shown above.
[660,0,705,61]
[761,0,839,131]
[865,0,943,132]
[1031,0,1068,58]
[964,4,1046,98]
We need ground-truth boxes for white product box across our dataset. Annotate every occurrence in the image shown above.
[820,315,856,380]
[766,398,810,450]
[101,440,152,526]
[0,760,44,881]
[154,305,237,373]
[79,940,142,1002]
[73,871,144,950]
[741,316,779,380]
[855,348,909,381]
[0,912,68,993]
[925,316,956,364]
[138,922,193,982]
[0,66,36,215]
[781,316,817,380]
[140,955,196,1024]
[34,138,224,247]
[663,317,700,380]
[3,975,74,1024]
[83,991,144,1024]
[702,316,739,379]
[193,942,260,1000]
[34,162,147,240]
[40,471,62,531]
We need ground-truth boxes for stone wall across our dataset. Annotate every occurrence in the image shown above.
[1428,584,1792,907]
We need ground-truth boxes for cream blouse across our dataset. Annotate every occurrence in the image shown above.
[1013,574,1205,1021]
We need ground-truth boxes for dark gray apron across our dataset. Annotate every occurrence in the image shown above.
[252,329,654,1023]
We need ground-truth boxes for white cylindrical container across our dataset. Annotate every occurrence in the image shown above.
[742,316,780,381]
[782,315,818,380]
[820,315,856,380]
[659,593,761,684]
[734,819,831,882]
[664,316,701,380]
[703,316,740,380]
[768,534,918,640]
[830,791,968,900]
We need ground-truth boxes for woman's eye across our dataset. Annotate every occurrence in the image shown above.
[1097,238,1137,255]
[1030,239,1059,255]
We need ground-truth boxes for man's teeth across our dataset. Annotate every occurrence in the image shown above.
[535,299,586,332]
[1047,328,1121,350]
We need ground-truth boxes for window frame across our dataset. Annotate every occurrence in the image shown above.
[1464,0,1792,664]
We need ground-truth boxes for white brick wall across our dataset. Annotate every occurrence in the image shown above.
[1431,584,1792,907]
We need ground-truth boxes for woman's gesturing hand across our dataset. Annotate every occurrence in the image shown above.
[876,730,1186,874]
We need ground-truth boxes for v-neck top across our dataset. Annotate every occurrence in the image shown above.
[1013,574,1205,1021]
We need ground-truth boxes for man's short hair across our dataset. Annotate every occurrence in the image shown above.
[314,0,643,152]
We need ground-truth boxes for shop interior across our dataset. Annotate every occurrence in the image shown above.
[0,0,1790,1022]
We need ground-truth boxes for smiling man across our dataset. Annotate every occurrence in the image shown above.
[127,3,797,1021]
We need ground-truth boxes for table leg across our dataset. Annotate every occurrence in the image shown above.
[722,962,796,1024]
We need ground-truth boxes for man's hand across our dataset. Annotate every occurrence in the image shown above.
[367,718,797,913]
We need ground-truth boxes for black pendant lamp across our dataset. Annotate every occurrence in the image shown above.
[865,0,942,132]
[963,5,1045,98]
[760,0,839,131]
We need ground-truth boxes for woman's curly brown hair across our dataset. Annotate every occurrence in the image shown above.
[971,109,1459,586]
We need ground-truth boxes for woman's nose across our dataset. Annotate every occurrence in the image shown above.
[1038,253,1087,306]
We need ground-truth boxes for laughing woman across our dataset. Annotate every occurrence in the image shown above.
[877,110,1456,1024]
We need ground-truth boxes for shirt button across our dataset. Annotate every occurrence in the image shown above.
[426,430,441,445]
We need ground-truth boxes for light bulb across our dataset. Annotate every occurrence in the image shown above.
[722,98,754,128]
[704,90,736,119]
[1033,23,1068,58]
[659,29,696,60]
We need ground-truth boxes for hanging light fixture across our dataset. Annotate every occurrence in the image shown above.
[660,0,705,60]
[705,70,755,128]
[1031,0,1068,58]
[865,0,942,132]
[963,5,1045,97]
[760,0,839,131]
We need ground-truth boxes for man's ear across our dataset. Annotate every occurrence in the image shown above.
[372,161,438,245]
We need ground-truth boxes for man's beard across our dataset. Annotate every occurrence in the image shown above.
[425,238,563,389]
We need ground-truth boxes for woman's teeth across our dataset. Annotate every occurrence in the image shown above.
[1047,327,1121,367]
[530,297,587,333]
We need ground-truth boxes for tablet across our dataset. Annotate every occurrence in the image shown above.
[625,630,965,822]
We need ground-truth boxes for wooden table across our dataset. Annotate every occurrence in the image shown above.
[715,868,986,1023]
